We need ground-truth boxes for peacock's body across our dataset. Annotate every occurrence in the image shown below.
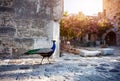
[24,40,56,64]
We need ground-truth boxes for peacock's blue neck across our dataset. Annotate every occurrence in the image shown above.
[51,42,56,52]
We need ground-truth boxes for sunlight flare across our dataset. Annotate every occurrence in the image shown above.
[64,0,103,16]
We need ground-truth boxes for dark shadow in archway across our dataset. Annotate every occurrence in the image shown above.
[105,31,116,46]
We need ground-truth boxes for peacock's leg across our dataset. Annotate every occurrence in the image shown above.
[40,57,44,64]
[47,57,51,64]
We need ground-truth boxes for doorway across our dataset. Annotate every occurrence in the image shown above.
[105,31,116,46]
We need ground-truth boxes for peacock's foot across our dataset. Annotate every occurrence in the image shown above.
[40,63,42,65]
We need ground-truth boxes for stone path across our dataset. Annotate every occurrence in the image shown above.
[0,47,120,81]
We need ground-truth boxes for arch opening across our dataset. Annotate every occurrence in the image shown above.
[105,31,116,46]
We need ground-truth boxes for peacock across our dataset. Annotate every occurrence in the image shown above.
[24,40,56,64]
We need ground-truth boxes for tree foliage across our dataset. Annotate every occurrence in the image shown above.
[97,18,113,37]
[60,12,113,40]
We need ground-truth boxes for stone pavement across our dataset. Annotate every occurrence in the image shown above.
[0,47,120,81]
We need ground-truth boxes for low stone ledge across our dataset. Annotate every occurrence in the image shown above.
[79,49,101,57]
[99,48,114,55]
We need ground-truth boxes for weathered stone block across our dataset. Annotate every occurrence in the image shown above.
[0,0,14,13]
[14,0,43,19]
[0,6,14,12]
[0,26,16,37]
[12,48,26,55]
[14,38,34,48]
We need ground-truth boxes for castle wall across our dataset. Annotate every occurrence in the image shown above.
[103,0,120,19]
[0,0,63,57]
[103,0,120,46]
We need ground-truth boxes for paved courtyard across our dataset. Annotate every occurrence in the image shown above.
[0,47,120,81]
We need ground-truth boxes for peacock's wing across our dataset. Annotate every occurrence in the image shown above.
[35,48,53,54]
[24,49,40,55]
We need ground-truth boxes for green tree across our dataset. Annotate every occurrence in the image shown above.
[60,12,113,41]
[98,18,113,37]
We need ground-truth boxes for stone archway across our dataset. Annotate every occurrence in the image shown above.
[105,31,116,46]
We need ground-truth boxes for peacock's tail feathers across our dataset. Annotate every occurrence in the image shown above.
[24,48,53,55]
[24,49,40,55]
[24,40,56,55]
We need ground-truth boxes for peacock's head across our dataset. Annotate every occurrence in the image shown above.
[52,40,56,42]
[51,40,56,51]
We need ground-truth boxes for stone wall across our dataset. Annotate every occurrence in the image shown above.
[103,0,120,19]
[103,0,120,46]
[0,0,63,57]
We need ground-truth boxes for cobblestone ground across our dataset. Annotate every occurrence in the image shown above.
[0,47,120,81]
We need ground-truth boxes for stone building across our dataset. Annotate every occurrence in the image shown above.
[102,0,120,46]
[0,0,63,57]
[103,0,120,19]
